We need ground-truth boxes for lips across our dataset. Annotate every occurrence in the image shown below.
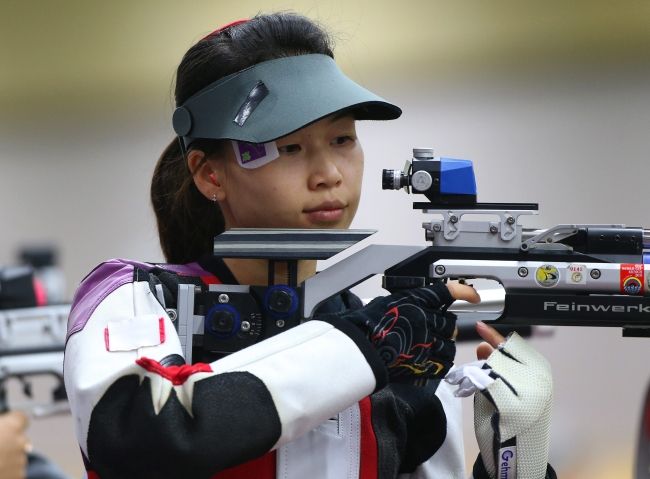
[303,200,346,223]
[303,200,346,213]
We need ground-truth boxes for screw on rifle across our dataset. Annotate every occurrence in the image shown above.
[506,216,515,225]
[590,269,601,280]
[241,321,251,332]
[276,320,286,328]
[166,309,178,322]
[433,223,442,232]
[218,294,229,303]
[489,225,498,234]
[434,265,446,276]
[518,267,529,278]
[449,215,458,224]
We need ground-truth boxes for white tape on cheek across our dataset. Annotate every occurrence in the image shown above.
[231,140,280,169]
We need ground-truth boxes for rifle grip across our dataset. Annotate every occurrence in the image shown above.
[382,275,427,293]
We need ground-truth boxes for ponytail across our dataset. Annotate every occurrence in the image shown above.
[151,139,225,263]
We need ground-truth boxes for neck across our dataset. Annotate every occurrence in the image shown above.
[223,257,317,286]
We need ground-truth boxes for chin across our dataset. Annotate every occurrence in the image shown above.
[321,219,352,230]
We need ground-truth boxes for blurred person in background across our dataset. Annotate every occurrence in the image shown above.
[0,411,29,479]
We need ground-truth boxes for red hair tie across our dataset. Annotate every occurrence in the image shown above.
[201,19,249,41]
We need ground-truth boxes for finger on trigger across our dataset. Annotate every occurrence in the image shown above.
[447,281,481,304]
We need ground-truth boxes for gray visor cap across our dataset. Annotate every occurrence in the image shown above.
[172,54,402,146]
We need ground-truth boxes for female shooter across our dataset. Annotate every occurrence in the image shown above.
[63,12,554,479]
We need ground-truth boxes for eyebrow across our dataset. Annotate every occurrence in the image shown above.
[327,110,355,123]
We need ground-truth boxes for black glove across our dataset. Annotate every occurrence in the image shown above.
[323,283,457,383]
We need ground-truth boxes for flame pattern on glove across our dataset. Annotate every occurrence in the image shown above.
[326,283,457,383]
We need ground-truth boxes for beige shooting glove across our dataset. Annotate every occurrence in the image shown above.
[446,333,555,479]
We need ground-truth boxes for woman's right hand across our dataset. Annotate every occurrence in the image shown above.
[325,281,479,383]
[0,411,29,479]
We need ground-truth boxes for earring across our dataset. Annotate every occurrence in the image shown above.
[212,193,217,202]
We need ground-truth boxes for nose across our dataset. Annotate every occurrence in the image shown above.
[307,153,343,190]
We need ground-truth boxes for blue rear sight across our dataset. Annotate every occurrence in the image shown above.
[381,148,477,206]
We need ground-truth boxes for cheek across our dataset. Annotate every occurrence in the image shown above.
[345,153,364,193]
[233,165,303,206]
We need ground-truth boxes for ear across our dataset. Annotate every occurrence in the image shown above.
[187,150,227,201]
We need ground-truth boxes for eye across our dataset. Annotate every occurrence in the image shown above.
[332,135,355,146]
[278,144,302,154]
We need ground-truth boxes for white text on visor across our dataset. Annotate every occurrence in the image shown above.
[232,140,280,169]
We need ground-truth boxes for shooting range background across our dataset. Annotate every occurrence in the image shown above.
[1,1,649,477]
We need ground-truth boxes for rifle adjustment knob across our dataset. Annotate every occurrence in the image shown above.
[382,169,408,190]
[412,148,434,159]
[411,170,433,192]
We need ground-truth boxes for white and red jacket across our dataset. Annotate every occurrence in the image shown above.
[64,257,468,479]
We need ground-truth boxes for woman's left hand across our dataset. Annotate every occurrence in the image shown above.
[456,321,555,479]
[475,320,505,360]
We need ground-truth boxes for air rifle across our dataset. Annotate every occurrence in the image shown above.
[378,148,649,336]
[0,267,68,416]
[175,148,649,363]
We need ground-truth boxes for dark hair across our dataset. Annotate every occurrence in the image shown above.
[151,12,334,264]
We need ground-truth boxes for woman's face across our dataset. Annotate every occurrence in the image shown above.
[209,114,364,230]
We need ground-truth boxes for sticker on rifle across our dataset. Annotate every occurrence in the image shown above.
[620,264,644,295]
[536,264,560,287]
[567,264,586,284]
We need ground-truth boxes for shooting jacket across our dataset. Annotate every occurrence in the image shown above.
[64,257,469,479]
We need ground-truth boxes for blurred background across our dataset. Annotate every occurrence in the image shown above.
[1,0,649,477]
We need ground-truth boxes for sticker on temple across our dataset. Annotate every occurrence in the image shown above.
[232,140,279,169]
